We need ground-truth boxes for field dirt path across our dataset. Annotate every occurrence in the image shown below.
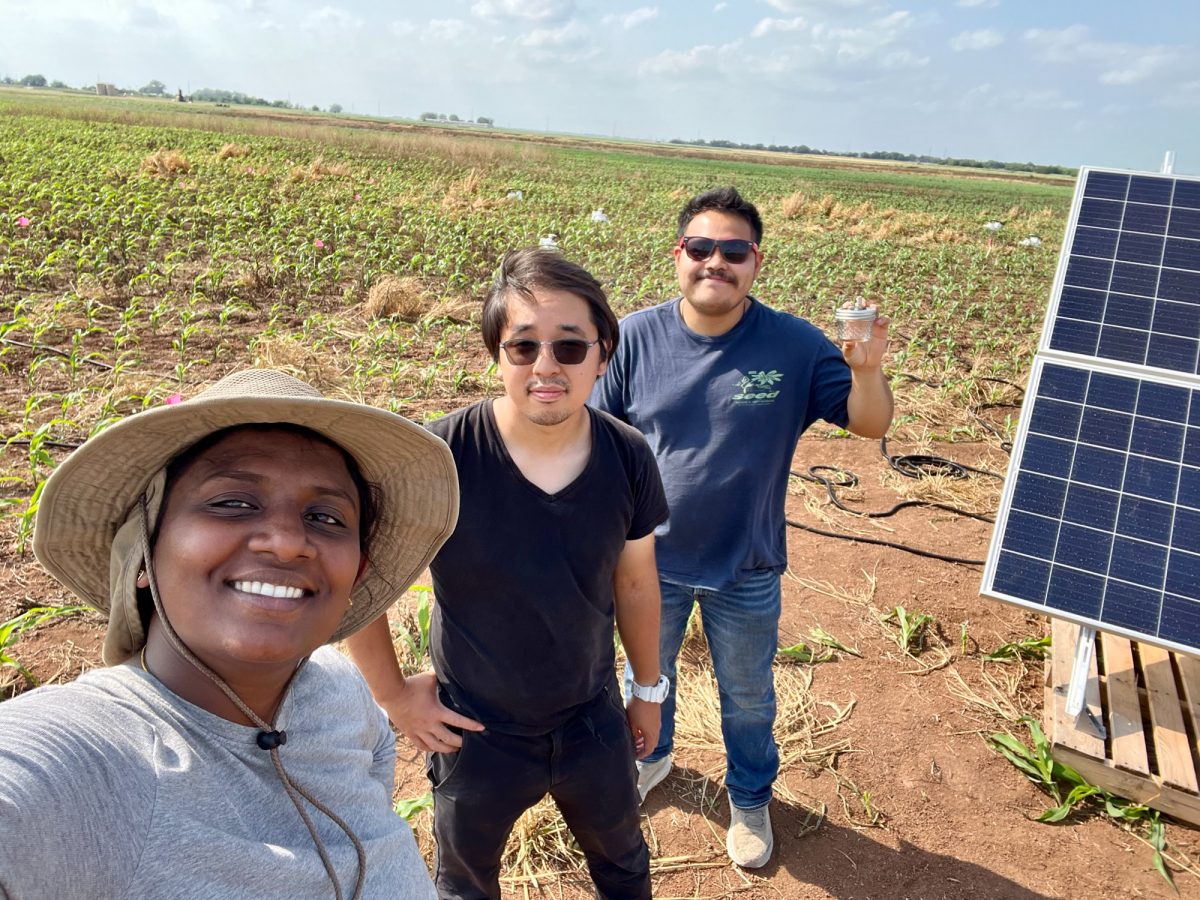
[3,436,1197,898]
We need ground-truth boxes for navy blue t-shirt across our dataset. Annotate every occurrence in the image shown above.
[591,297,851,590]
[427,400,668,734]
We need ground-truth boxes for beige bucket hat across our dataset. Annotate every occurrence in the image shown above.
[33,369,459,664]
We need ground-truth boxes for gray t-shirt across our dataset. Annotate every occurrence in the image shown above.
[0,646,435,899]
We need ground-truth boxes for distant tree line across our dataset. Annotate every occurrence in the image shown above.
[419,112,494,126]
[669,137,1075,176]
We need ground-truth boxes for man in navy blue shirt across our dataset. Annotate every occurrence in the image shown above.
[591,186,893,869]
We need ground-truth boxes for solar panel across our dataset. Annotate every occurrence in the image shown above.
[981,167,1200,657]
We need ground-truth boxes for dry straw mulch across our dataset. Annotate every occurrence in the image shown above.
[364,275,477,324]
[140,150,191,178]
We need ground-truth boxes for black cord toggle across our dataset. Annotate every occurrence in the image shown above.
[257,729,288,750]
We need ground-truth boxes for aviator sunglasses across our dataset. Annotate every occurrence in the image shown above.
[500,338,601,366]
[677,236,759,265]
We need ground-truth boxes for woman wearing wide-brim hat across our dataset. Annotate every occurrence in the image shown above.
[0,369,458,899]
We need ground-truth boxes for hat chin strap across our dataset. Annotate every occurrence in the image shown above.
[137,493,367,900]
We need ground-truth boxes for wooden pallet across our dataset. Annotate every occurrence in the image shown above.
[1044,619,1200,826]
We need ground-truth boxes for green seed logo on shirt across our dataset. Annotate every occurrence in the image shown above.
[733,370,783,404]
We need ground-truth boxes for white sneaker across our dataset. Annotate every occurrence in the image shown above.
[636,754,672,802]
[727,800,773,868]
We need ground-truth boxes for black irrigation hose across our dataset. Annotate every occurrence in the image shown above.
[786,518,988,566]
[787,435,1013,567]
[880,436,1006,482]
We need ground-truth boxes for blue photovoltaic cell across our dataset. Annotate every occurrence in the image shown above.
[988,361,1200,648]
[1176,180,1200,209]
[1055,172,1200,377]
[1129,175,1174,205]
[1083,171,1129,199]
[985,169,1200,655]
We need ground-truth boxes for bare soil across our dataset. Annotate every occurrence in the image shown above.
[3,433,1197,899]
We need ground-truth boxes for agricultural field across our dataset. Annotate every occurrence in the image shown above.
[1,90,1197,897]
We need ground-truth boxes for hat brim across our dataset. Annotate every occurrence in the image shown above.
[34,390,458,649]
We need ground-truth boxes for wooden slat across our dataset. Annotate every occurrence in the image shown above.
[1138,643,1199,792]
[1100,632,1149,775]
[1177,653,1200,742]
[1047,620,1104,757]
[1053,745,1200,827]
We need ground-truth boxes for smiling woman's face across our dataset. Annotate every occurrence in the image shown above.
[150,427,363,672]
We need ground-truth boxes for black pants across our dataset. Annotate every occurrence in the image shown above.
[428,683,651,900]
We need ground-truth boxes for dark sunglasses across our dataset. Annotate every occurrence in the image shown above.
[499,338,600,366]
[677,236,759,264]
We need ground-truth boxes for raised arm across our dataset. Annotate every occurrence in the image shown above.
[843,307,894,439]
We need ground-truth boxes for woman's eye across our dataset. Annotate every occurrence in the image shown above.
[212,498,254,510]
[309,511,345,527]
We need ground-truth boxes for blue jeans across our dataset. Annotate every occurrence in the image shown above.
[625,569,781,810]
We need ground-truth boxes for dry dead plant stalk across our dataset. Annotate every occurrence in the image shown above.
[674,657,852,779]
[945,662,1032,723]
[250,337,345,389]
[365,275,428,320]
[286,156,351,182]
[785,569,878,609]
[217,143,251,159]
[880,468,1000,517]
[780,191,809,219]
[140,149,191,177]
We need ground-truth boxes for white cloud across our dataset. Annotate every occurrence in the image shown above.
[1011,89,1082,111]
[766,0,868,10]
[516,20,585,47]
[809,10,913,64]
[603,7,658,30]
[471,0,573,21]
[714,1,727,9]
[950,28,1002,51]
[302,6,362,32]
[960,83,1080,112]
[1025,26,1180,86]
[880,49,929,69]
[1023,25,1092,63]
[957,0,999,7]
[639,44,715,77]
[1100,49,1177,85]
[423,18,469,41]
[752,17,805,38]
[389,19,415,38]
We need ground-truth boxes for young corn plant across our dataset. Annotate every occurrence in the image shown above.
[1,604,89,688]
[777,641,834,665]
[393,587,433,675]
[395,791,434,822]
[983,635,1052,662]
[881,606,934,656]
[988,717,1177,888]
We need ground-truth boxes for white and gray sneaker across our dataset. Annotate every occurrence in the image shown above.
[635,754,672,802]
[726,800,773,868]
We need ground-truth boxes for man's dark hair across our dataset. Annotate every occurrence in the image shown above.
[676,186,764,244]
[481,248,619,362]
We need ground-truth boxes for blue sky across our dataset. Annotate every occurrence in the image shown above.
[3,1,1198,171]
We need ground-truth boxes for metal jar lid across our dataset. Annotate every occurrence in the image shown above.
[834,307,877,322]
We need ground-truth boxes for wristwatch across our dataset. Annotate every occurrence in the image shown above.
[630,674,670,703]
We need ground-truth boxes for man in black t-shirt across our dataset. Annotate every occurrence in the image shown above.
[348,249,669,900]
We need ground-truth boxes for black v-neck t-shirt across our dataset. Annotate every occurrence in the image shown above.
[427,400,668,734]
